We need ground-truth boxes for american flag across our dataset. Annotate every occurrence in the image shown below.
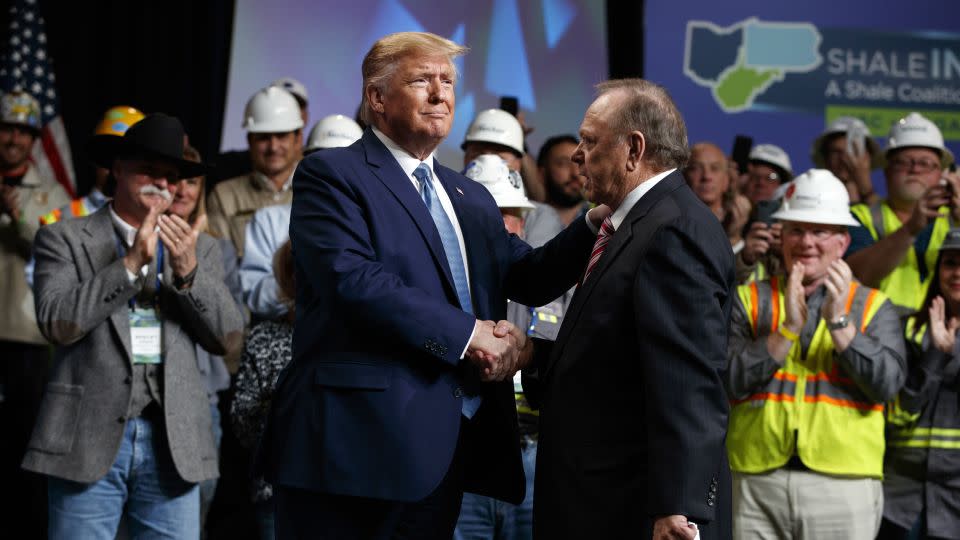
[0,0,75,197]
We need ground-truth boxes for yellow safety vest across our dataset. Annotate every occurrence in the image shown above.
[744,261,768,284]
[39,198,90,226]
[728,275,888,477]
[849,201,950,312]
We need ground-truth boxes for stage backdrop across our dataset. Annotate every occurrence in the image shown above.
[644,1,960,195]
[222,0,607,166]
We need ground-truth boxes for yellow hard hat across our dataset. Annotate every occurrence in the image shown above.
[94,106,145,136]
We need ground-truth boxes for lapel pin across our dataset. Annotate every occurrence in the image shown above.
[456,187,464,196]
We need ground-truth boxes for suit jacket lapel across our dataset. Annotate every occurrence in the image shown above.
[81,208,134,364]
[361,130,457,294]
[545,172,686,378]
[160,242,184,359]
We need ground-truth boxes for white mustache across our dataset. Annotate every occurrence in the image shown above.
[139,185,172,201]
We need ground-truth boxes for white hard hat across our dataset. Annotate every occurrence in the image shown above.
[306,115,362,152]
[462,109,524,156]
[749,144,793,176]
[243,86,304,133]
[811,116,882,169]
[884,112,954,168]
[771,169,860,227]
[272,77,309,105]
[464,154,534,212]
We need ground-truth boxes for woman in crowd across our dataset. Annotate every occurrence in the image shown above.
[231,239,295,540]
[168,146,242,532]
[880,229,960,540]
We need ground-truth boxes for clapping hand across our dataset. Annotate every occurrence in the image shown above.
[783,262,807,335]
[158,213,205,281]
[929,296,959,354]
[123,203,166,275]
[821,259,853,323]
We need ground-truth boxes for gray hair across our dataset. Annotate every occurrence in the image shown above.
[595,79,690,170]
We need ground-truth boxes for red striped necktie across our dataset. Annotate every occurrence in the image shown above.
[582,217,615,283]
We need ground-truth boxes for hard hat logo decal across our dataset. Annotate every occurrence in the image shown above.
[508,170,522,190]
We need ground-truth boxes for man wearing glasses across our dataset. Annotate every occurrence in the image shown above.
[846,112,959,312]
[727,169,906,539]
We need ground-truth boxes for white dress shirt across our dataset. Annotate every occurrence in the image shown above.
[372,128,472,294]
[609,168,677,230]
[109,204,151,283]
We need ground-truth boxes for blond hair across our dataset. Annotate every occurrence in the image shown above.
[596,79,690,170]
[182,144,207,230]
[360,32,468,126]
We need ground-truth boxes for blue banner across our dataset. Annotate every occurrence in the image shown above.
[646,2,960,194]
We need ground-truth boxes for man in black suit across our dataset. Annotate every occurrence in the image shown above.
[513,79,735,540]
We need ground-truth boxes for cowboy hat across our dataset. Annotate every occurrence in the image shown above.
[88,113,209,178]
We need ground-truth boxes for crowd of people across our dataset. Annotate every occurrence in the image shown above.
[0,29,957,540]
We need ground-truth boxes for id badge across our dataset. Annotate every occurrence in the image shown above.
[129,307,163,364]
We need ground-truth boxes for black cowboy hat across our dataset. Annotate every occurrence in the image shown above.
[87,113,209,178]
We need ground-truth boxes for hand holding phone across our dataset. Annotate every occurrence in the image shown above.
[499,96,519,117]
[846,123,866,158]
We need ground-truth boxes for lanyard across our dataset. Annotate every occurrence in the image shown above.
[114,234,163,309]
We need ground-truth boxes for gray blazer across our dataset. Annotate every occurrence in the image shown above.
[23,206,244,483]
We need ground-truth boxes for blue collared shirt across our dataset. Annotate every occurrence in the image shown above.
[240,203,292,318]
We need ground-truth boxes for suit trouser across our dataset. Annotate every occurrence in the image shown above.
[732,468,883,540]
[274,417,468,540]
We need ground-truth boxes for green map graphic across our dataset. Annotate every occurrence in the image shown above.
[685,17,822,112]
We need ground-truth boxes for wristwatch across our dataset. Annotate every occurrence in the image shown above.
[827,314,850,331]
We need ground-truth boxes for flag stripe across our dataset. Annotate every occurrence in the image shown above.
[2,0,75,195]
[39,122,74,197]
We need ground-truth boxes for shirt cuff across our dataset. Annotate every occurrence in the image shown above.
[584,209,599,235]
[459,320,477,360]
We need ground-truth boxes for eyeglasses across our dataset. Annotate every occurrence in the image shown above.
[783,226,842,241]
[889,156,940,173]
[749,171,780,183]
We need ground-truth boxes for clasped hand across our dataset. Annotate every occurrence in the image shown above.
[466,319,532,382]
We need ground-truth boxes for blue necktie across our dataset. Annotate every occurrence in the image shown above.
[414,163,481,418]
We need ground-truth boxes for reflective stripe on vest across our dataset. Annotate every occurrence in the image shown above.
[850,201,950,311]
[38,207,62,226]
[729,279,889,477]
[889,427,960,449]
[70,198,87,217]
[38,197,94,226]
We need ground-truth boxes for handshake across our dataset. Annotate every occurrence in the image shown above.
[465,319,533,382]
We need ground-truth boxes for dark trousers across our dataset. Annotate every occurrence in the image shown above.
[275,418,468,540]
[0,341,51,539]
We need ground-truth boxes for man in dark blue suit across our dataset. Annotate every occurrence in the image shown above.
[265,32,605,539]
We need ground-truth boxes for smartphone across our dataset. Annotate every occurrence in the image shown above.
[753,199,781,225]
[499,96,519,117]
[731,135,753,176]
[846,123,866,157]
